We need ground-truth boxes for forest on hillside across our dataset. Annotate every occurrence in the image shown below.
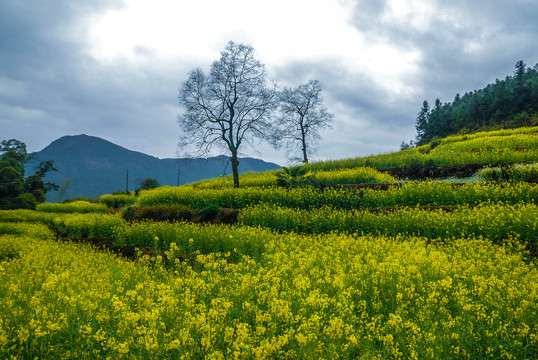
[414,60,538,145]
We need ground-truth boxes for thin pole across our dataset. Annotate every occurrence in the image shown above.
[177,168,180,186]
[125,169,129,193]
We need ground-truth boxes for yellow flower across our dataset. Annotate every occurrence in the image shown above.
[295,332,308,346]
[46,323,61,332]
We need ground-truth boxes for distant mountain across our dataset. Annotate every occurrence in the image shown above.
[25,134,281,202]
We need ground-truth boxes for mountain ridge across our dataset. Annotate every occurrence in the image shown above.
[26,134,281,202]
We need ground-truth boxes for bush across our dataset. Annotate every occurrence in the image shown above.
[99,193,137,209]
[17,193,37,210]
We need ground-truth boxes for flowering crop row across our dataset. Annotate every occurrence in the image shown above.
[0,222,55,241]
[36,201,108,213]
[1,222,537,359]
[188,167,396,189]
[0,209,56,224]
[51,213,125,238]
[239,202,538,251]
[302,126,538,172]
[113,221,271,261]
[0,213,268,261]
[138,181,537,210]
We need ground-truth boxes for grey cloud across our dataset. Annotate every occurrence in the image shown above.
[2,0,538,165]
[349,0,538,103]
[0,0,189,155]
[275,58,417,127]
[274,58,417,160]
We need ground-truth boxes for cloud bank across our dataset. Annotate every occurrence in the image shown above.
[1,0,537,165]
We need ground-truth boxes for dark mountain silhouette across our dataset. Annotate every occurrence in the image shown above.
[26,134,281,202]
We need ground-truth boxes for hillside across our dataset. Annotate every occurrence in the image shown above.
[25,134,281,202]
[181,126,538,188]
[415,60,538,145]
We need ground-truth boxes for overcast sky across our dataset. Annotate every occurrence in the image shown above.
[2,0,537,165]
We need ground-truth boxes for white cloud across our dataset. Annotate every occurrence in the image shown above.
[86,0,421,96]
[382,0,434,31]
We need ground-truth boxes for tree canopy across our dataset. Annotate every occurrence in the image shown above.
[0,139,58,209]
[415,61,538,145]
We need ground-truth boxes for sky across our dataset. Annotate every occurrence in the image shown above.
[1,0,537,166]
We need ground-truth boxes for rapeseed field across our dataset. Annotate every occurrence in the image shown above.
[1,127,537,359]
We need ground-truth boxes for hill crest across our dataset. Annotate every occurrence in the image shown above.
[27,134,281,201]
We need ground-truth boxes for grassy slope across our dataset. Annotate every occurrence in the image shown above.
[183,126,538,188]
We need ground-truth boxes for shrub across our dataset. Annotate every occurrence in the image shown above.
[99,193,136,209]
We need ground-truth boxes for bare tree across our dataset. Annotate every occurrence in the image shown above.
[178,41,277,187]
[278,80,334,163]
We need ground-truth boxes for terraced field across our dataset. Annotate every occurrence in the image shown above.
[1,127,537,359]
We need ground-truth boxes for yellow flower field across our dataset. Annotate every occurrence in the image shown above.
[0,223,537,359]
[1,127,538,359]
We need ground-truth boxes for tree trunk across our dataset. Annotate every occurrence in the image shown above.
[300,121,308,163]
[231,152,240,188]
[302,141,308,163]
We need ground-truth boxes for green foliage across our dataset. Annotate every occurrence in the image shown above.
[0,139,58,209]
[476,163,538,182]
[275,166,309,188]
[123,204,197,222]
[198,204,221,222]
[137,181,536,210]
[16,193,37,210]
[136,177,159,191]
[36,201,107,214]
[0,156,25,209]
[0,139,27,164]
[239,202,538,252]
[99,193,137,209]
[415,61,538,144]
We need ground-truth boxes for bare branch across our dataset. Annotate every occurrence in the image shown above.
[178,41,278,187]
[277,80,334,163]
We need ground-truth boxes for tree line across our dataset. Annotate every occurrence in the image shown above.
[178,41,333,188]
[413,60,538,146]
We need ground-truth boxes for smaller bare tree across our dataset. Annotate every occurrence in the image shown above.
[278,80,334,163]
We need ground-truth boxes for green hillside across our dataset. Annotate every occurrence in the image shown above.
[415,60,538,145]
[179,126,538,188]
[1,127,537,359]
